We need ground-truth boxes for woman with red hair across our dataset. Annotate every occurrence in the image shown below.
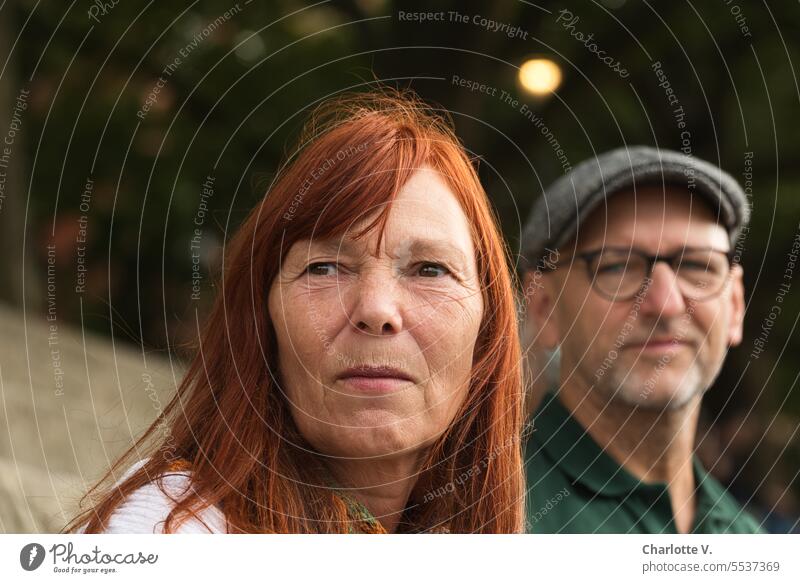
[67,89,525,534]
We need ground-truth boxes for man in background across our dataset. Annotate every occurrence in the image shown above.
[521,146,763,533]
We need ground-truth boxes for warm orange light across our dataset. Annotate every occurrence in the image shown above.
[518,58,562,95]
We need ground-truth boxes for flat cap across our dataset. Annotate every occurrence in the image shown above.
[520,145,751,270]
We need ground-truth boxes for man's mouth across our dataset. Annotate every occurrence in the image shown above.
[624,337,693,353]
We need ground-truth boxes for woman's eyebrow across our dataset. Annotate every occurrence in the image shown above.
[302,238,471,268]
[405,239,469,267]
[305,239,362,256]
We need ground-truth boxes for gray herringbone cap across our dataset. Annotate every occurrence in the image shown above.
[520,145,751,271]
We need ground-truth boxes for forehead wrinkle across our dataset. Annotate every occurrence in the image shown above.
[576,208,728,255]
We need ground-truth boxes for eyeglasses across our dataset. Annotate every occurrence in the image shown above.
[548,246,736,302]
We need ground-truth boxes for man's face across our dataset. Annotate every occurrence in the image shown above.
[528,186,745,410]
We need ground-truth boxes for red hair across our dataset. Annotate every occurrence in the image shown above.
[66,89,525,533]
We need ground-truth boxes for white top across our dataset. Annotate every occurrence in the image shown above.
[81,458,227,534]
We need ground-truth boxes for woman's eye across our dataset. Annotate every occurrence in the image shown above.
[416,262,451,278]
[305,262,338,276]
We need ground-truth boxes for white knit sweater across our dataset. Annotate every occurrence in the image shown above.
[80,458,227,534]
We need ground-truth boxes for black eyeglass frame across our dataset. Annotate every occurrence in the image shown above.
[545,245,738,302]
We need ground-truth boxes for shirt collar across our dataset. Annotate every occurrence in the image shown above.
[529,392,751,532]
[531,391,696,498]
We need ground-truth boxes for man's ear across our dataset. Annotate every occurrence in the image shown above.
[523,269,561,350]
[727,264,745,347]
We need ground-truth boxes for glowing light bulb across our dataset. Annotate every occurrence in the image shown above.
[518,58,563,95]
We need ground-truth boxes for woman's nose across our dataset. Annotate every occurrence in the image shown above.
[350,271,404,335]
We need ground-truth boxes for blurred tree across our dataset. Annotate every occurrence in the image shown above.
[0,7,41,310]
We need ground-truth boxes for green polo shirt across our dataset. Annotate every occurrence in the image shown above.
[524,391,764,533]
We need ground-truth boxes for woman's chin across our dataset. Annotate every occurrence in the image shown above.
[313,421,431,461]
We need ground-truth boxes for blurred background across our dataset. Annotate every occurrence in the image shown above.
[0,0,797,532]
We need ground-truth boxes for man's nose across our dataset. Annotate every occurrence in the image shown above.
[350,271,403,335]
[638,261,687,317]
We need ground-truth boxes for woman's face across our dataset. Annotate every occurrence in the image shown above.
[268,166,484,461]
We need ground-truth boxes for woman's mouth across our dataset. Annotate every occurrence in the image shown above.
[335,366,415,394]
